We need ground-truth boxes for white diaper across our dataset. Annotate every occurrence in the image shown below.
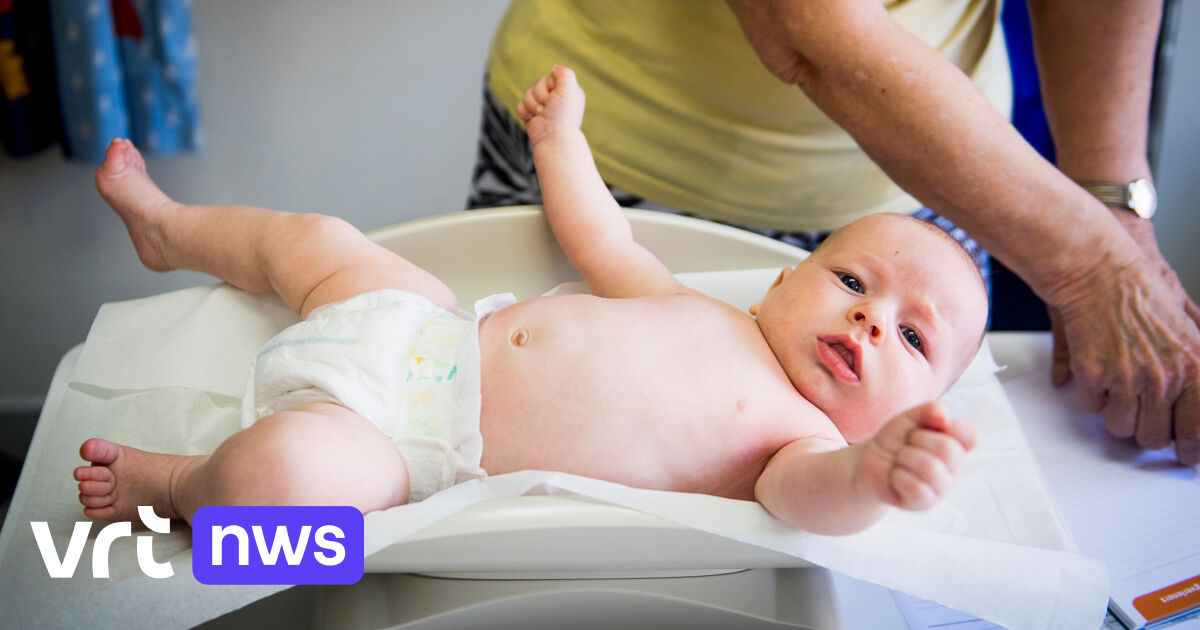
[241,289,516,502]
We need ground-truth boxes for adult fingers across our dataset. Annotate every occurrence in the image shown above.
[1105,388,1138,439]
[1187,296,1200,332]
[1110,222,1200,457]
[1071,354,1109,414]
[1133,362,1173,450]
[1048,230,1200,463]
[1175,380,1200,465]
[1049,307,1072,386]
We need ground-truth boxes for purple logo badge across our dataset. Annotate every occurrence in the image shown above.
[192,506,363,585]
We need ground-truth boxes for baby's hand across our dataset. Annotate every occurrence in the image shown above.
[517,65,585,146]
[854,402,977,511]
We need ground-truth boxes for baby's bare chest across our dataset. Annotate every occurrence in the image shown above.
[475,295,830,497]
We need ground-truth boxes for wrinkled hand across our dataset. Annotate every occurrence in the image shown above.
[1048,231,1200,465]
[854,402,977,510]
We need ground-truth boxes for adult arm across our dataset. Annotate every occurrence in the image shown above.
[724,0,1200,463]
[1028,0,1200,453]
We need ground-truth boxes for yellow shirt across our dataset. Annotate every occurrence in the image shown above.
[487,0,1012,232]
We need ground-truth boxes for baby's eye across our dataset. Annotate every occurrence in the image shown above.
[838,274,863,294]
[901,327,923,352]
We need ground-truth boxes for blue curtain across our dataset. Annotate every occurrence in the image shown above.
[45,0,201,162]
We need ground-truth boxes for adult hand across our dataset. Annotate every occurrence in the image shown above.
[1113,212,1200,322]
[1048,239,1200,465]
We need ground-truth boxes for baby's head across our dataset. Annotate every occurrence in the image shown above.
[751,213,989,442]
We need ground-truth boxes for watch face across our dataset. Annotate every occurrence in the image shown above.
[1129,179,1157,219]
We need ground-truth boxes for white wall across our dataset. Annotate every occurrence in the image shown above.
[2,1,1199,405]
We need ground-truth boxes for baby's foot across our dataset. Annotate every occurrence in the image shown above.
[75,438,191,523]
[517,65,586,146]
[94,138,175,272]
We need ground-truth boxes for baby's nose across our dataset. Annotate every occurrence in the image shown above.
[852,310,885,344]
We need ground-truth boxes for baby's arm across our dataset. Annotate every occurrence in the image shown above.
[519,66,686,298]
[754,403,977,535]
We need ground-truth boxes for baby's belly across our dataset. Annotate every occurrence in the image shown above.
[475,295,809,499]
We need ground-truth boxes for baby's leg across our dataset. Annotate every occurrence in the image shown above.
[95,138,456,318]
[76,402,409,525]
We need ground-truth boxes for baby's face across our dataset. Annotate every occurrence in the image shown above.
[753,214,988,442]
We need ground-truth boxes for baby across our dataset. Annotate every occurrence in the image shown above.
[76,66,987,536]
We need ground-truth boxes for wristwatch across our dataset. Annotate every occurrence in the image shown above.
[1078,178,1157,219]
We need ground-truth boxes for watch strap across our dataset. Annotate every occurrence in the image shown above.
[1078,182,1131,207]
[1077,178,1156,219]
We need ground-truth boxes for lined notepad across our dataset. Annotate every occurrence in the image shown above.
[1003,370,1200,629]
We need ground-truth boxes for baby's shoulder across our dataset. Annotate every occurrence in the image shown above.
[657,288,757,322]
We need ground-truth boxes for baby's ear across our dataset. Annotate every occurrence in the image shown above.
[748,267,793,316]
[769,267,792,290]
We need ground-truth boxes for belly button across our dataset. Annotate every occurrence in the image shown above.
[510,327,530,347]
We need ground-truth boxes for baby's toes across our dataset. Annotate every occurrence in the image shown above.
[78,478,115,497]
[83,506,119,521]
[74,464,113,483]
[79,491,116,509]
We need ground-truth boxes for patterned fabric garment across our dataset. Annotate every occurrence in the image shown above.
[466,79,992,294]
[47,0,201,162]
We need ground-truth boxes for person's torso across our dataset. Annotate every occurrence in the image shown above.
[476,292,839,500]
[487,0,1012,231]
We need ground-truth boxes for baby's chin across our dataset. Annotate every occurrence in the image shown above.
[830,395,940,443]
[830,414,886,444]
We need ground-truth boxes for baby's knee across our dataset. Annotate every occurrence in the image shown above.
[209,410,410,510]
[293,212,357,239]
[207,414,325,505]
[280,214,366,260]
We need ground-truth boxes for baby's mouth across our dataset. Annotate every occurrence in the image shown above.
[817,337,861,383]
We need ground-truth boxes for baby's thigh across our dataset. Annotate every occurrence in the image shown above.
[221,402,410,511]
[302,240,458,318]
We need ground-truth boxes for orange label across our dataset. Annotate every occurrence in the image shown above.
[1134,575,1200,622]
